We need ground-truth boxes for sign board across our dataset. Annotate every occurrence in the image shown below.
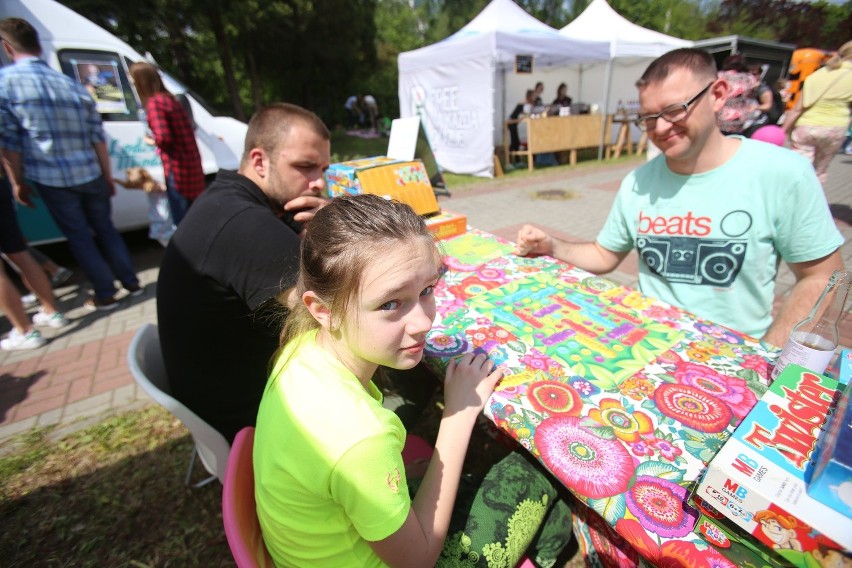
[515,54,533,74]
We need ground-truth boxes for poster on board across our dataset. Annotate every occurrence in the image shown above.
[515,55,533,74]
[72,60,128,114]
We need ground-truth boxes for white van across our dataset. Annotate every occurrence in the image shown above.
[0,0,248,243]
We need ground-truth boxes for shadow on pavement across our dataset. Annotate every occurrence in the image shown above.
[0,370,47,423]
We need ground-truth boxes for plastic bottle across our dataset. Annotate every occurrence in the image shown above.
[770,270,851,381]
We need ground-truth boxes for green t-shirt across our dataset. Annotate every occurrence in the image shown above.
[255,330,410,567]
[597,137,844,338]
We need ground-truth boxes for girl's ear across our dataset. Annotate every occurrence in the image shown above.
[303,291,332,329]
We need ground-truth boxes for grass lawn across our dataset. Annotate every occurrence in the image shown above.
[329,128,636,192]
[0,399,585,567]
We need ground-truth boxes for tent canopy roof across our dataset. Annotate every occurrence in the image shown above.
[560,0,692,59]
[399,0,609,73]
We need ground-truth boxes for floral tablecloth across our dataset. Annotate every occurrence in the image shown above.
[423,230,779,568]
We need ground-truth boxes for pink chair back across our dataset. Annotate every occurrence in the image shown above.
[402,433,434,464]
[222,427,275,568]
[221,430,532,568]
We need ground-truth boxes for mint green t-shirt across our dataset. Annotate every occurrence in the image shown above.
[597,137,844,338]
[254,330,409,567]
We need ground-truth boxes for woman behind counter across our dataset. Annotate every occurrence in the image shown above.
[552,82,573,108]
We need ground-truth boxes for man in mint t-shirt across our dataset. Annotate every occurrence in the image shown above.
[517,48,844,347]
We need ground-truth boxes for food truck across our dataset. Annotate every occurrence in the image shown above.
[0,0,248,243]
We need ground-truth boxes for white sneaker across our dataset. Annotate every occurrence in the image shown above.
[21,293,38,308]
[32,310,69,329]
[1,329,46,350]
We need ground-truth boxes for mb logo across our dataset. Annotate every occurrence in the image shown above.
[731,453,758,477]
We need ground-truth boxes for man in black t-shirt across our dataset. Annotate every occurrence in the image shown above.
[156,103,330,442]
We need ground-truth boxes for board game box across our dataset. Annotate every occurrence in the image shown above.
[695,364,851,567]
[806,379,852,519]
[691,500,796,568]
[425,210,467,241]
[324,156,440,215]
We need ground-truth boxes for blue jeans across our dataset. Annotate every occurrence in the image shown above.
[34,177,138,300]
[165,173,190,225]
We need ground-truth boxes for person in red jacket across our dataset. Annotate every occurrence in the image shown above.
[129,62,204,224]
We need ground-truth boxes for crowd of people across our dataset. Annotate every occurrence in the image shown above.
[712,45,852,189]
[1,12,850,568]
[0,17,207,349]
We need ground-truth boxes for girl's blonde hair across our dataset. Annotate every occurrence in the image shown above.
[279,194,441,350]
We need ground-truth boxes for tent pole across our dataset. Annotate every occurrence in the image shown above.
[495,56,501,178]
[598,58,614,161]
[577,64,584,102]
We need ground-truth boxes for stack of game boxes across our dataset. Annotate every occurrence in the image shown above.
[693,362,851,567]
[325,156,467,241]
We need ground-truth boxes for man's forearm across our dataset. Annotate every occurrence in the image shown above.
[0,149,25,186]
[762,270,839,348]
[550,238,626,275]
[92,142,112,179]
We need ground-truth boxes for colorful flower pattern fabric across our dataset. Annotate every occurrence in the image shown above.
[425,230,777,568]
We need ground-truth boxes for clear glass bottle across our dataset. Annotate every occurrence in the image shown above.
[770,270,851,381]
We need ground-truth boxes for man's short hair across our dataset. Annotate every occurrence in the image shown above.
[0,18,42,56]
[242,103,329,163]
[636,48,716,89]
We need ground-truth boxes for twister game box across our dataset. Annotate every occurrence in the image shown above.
[324,156,440,216]
[696,364,851,567]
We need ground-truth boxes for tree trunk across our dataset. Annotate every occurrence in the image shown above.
[205,7,245,121]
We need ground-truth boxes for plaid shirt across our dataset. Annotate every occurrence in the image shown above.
[0,57,105,187]
[146,93,205,200]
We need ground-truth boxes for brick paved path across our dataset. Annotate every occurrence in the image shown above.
[1,152,850,450]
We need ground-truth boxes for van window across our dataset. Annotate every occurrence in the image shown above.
[57,50,139,122]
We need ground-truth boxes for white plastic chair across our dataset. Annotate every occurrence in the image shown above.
[127,323,230,487]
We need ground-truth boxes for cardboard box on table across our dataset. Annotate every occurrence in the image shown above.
[324,156,440,216]
[692,502,796,568]
[695,364,852,568]
[425,210,467,241]
[807,379,852,518]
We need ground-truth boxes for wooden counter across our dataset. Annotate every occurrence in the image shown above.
[504,113,613,171]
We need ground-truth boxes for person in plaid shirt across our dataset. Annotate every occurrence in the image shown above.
[0,17,141,311]
[129,61,204,225]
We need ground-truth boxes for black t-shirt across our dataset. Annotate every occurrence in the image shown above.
[156,170,301,442]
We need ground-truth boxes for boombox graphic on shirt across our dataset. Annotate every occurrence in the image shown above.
[637,236,746,286]
[636,210,752,288]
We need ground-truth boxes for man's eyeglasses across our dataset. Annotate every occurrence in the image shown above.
[634,82,714,131]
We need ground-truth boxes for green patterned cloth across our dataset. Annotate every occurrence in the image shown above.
[412,451,574,568]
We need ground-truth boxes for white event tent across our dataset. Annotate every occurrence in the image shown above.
[398,0,609,177]
[555,0,693,153]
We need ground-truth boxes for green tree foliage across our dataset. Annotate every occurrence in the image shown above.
[59,0,378,125]
[706,0,852,49]
[56,0,850,127]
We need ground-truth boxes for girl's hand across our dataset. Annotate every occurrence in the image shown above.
[442,352,504,419]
